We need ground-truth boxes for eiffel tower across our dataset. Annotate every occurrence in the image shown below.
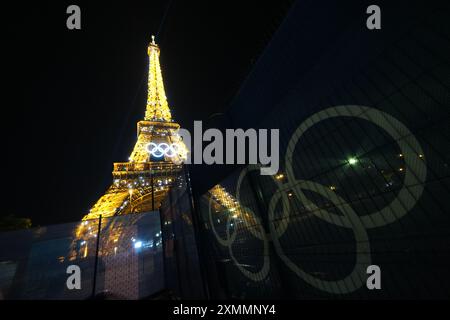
[83,36,186,221]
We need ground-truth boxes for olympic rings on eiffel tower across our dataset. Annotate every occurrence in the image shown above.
[146,142,180,158]
[208,105,427,294]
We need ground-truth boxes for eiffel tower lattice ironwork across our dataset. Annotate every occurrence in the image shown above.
[83,36,187,221]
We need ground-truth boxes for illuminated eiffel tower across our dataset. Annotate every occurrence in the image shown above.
[83,36,186,221]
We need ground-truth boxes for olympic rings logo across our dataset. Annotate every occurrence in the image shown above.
[146,142,180,158]
[208,105,427,294]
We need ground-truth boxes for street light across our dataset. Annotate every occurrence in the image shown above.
[348,157,358,165]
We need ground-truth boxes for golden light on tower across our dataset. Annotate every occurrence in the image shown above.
[82,36,186,221]
[145,35,172,122]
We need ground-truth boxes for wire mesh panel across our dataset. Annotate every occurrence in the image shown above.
[160,171,206,299]
[0,212,164,300]
[95,212,164,299]
[0,221,96,300]
[194,0,450,299]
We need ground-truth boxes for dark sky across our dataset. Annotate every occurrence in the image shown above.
[3,1,292,225]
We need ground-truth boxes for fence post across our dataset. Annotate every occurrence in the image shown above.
[92,214,102,298]
[151,170,155,211]
[183,164,211,299]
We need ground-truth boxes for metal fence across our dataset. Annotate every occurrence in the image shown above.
[188,0,450,299]
[0,211,163,300]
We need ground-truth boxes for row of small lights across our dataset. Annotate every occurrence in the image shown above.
[114,177,174,187]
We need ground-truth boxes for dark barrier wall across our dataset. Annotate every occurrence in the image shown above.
[160,170,207,299]
[192,0,450,299]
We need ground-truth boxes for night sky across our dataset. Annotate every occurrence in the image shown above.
[3,1,292,225]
